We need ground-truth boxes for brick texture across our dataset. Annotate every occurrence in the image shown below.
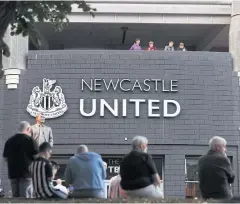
[0,50,239,198]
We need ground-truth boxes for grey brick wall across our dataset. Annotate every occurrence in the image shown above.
[1,50,240,198]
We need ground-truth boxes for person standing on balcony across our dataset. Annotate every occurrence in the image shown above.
[146,41,157,51]
[129,38,142,50]
[164,41,174,51]
[198,136,234,200]
[176,42,187,51]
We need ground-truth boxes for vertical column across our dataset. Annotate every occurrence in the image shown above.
[2,26,28,89]
[164,154,186,198]
[229,1,240,72]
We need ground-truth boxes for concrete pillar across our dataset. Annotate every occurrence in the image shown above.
[2,26,28,89]
[229,1,240,72]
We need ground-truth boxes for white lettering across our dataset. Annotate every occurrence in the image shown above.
[114,166,120,173]
[103,79,119,91]
[122,99,127,117]
[171,80,178,92]
[94,79,102,91]
[129,99,146,117]
[81,79,93,91]
[131,80,143,91]
[100,99,118,117]
[108,166,114,173]
[148,100,160,117]
[143,79,151,92]
[119,79,131,92]
[163,100,181,117]
[162,80,169,92]
[151,79,161,92]
[80,99,96,117]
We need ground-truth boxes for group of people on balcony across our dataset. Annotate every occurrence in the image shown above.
[129,38,187,51]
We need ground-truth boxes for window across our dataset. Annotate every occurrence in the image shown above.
[185,155,233,199]
[185,156,201,199]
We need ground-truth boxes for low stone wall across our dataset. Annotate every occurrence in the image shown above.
[0,198,208,203]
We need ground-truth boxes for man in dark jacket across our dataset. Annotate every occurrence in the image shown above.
[198,136,234,200]
[3,121,38,197]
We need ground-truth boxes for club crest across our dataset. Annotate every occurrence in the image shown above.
[26,78,68,119]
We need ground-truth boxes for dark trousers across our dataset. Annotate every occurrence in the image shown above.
[10,178,32,198]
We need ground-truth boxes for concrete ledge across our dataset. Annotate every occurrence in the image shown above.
[3,69,21,76]
[0,197,219,203]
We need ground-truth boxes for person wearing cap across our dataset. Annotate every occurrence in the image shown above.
[31,113,53,147]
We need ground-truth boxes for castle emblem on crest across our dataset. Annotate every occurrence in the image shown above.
[26,78,68,119]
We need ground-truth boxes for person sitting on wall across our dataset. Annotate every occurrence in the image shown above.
[129,38,142,51]
[164,41,174,51]
[31,113,53,147]
[30,142,68,199]
[198,136,234,200]
[64,145,106,198]
[120,136,163,198]
[146,41,157,51]
[108,168,127,199]
[176,42,187,51]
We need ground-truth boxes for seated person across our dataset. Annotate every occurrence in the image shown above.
[120,136,163,198]
[64,145,106,198]
[108,169,127,199]
[30,142,68,199]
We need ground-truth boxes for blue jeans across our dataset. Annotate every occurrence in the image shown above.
[72,189,105,198]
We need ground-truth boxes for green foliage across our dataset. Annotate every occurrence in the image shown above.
[0,1,96,70]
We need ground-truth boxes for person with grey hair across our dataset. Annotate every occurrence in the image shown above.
[64,145,106,198]
[120,136,162,198]
[198,136,235,200]
[3,121,38,197]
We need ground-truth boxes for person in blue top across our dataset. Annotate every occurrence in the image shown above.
[64,145,106,198]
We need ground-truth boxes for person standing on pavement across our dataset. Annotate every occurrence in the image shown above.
[198,136,234,200]
[3,121,38,197]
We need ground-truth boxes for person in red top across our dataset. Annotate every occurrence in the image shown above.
[147,41,157,51]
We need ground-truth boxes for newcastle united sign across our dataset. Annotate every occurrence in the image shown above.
[27,78,181,119]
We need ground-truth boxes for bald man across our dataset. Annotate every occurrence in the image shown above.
[31,114,53,146]
[65,145,106,198]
